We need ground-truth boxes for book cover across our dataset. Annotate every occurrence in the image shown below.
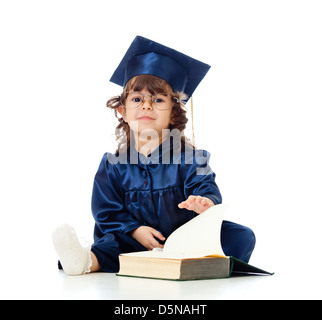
[117,204,273,280]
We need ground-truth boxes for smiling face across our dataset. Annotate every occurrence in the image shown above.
[107,74,191,154]
[117,76,174,141]
[120,88,173,137]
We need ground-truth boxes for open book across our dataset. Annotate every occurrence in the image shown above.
[117,204,273,280]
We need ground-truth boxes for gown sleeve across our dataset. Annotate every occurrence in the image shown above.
[91,153,142,236]
[180,149,222,205]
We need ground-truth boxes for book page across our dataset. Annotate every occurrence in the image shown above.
[163,203,227,258]
[122,204,228,259]
[120,249,208,259]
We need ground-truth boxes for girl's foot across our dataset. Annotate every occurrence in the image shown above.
[52,224,92,275]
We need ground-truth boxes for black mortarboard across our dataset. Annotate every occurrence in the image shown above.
[110,36,210,100]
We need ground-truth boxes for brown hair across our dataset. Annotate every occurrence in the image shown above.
[106,74,193,153]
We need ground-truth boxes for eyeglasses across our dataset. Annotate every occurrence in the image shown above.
[121,91,174,110]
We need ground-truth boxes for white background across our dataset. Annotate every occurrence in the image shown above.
[1,0,322,299]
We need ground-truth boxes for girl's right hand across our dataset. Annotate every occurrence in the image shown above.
[129,226,166,250]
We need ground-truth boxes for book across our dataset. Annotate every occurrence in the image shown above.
[117,204,273,280]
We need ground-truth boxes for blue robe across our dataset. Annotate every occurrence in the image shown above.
[90,140,255,272]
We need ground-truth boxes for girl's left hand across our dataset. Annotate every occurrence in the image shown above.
[178,195,214,214]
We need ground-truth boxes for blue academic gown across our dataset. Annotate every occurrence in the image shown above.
[89,140,256,272]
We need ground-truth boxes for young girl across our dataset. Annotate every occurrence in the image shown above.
[52,36,256,275]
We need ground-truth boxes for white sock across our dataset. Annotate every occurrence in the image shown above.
[52,224,92,276]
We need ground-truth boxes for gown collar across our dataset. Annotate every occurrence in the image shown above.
[126,134,180,166]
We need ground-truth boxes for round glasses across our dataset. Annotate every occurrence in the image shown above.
[121,91,174,110]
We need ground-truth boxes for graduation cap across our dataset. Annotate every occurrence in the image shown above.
[110,36,211,100]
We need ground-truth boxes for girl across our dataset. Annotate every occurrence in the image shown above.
[52,36,256,275]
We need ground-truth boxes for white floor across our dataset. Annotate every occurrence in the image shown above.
[1,203,321,300]
[1,249,321,300]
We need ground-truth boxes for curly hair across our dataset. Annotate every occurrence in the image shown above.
[106,74,194,153]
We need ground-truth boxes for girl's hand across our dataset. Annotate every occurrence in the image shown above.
[129,226,166,250]
[178,195,214,214]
